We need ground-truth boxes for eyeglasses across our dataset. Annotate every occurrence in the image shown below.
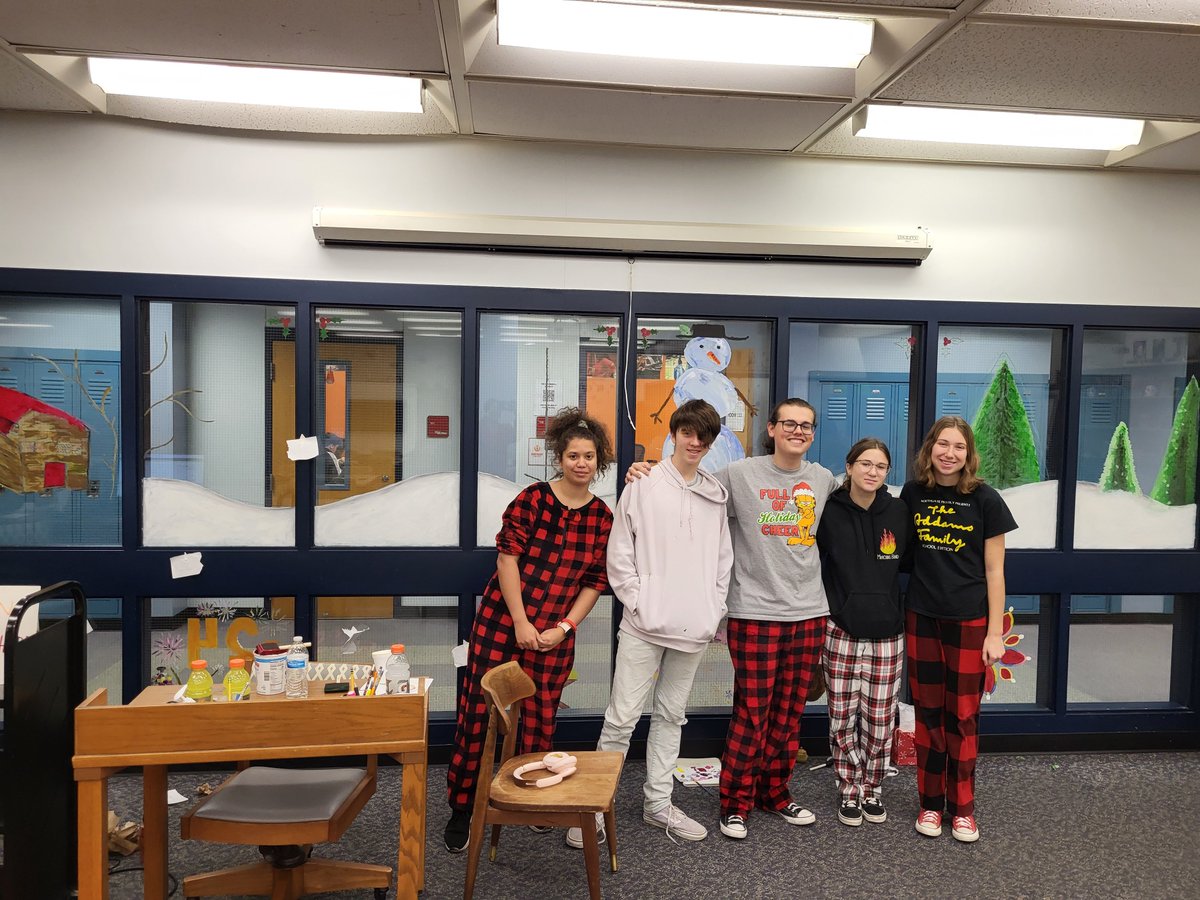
[853,460,890,473]
[774,419,816,435]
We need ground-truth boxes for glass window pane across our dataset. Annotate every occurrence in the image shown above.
[477,313,620,544]
[1074,329,1198,549]
[146,597,295,687]
[32,594,123,700]
[1067,595,1180,704]
[682,640,734,713]
[312,308,462,547]
[316,595,457,714]
[0,297,121,546]
[980,595,1052,710]
[635,318,772,472]
[142,301,295,546]
[558,595,613,718]
[789,321,918,487]
[936,326,1066,549]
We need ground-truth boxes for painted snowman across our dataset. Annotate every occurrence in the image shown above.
[655,324,755,472]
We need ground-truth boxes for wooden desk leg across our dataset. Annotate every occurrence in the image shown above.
[77,777,110,900]
[142,765,169,900]
[397,758,427,898]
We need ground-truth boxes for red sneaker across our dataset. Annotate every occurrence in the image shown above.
[914,809,942,837]
[952,814,980,843]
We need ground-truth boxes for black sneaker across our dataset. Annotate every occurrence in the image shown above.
[719,814,748,839]
[444,809,471,853]
[838,799,863,827]
[862,795,887,823]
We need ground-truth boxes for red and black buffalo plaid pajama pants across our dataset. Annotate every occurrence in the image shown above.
[720,616,826,818]
[905,609,987,817]
[445,600,574,812]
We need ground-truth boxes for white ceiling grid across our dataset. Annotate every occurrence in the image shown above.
[0,0,1197,171]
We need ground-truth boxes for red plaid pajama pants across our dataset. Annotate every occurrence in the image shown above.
[445,602,574,812]
[906,609,987,817]
[720,616,825,818]
[822,620,904,801]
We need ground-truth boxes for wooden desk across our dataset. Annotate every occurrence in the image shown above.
[73,680,429,900]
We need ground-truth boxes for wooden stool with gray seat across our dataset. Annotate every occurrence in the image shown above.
[179,759,391,900]
[464,660,624,900]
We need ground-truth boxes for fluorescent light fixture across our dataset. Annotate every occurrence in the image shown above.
[498,0,872,68]
[87,58,423,113]
[327,319,383,326]
[0,322,53,328]
[855,104,1144,151]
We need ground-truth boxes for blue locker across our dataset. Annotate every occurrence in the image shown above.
[0,359,30,543]
[74,360,121,545]
[1077,378,1130,483]
[811,377,909,486]
[815,381,855,477]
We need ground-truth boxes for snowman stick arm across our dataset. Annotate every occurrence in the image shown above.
[733,386,758,417]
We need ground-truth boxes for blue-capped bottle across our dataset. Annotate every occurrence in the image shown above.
[285,635,309,698]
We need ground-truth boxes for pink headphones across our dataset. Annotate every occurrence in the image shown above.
[512,751,578,788]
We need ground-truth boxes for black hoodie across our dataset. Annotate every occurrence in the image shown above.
[816,486,912,639]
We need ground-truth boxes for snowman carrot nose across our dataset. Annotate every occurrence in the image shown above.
[707,351,721,365]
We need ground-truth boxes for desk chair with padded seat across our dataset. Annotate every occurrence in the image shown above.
[464,660,623,900]
[179,758,391,900]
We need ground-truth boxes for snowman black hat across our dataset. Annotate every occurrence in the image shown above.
[689,323,748,341]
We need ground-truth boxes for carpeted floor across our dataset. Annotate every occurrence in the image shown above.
[104,751,1200,900]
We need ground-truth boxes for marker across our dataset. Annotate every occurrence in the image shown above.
[346,672,357,697]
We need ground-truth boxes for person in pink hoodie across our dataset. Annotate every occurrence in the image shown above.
[567,399,734,849]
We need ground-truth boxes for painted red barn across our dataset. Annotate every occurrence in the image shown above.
[0,386,90,493]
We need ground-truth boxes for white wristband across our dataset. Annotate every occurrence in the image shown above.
[557,621,572,635]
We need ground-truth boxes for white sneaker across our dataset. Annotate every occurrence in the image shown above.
[565,812,606,848]
[644,804,708,841]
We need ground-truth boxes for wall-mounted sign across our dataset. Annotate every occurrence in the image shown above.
[528,438,546,468]
[535,381,558,408]
[535,415,548,438]
[427,415,450,438]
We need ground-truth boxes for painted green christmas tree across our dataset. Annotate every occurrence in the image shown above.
[1099,421,1141,494]
[1149,375,1198,506]
[973,360,1041,489]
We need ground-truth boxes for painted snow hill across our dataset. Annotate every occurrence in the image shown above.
[144,473,618,547]
[999,481,1194,549]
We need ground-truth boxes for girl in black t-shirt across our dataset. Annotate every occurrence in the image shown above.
[900,416,1017,844]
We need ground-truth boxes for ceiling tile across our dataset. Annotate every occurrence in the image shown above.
[881,21,1200,118]
[0,1,446,73]
[469,81,844,151]
[983,1,1200,25]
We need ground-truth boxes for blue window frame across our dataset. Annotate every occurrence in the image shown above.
[0,271,1197,752]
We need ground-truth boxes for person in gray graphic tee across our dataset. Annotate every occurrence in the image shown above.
[627,398,835,841]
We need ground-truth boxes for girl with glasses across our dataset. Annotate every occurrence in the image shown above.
[902,416,1016,844]
[816,438,912,827]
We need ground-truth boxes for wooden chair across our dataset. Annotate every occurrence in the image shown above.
[464,661,623,900]
[1,580,87,900]
[179,759,391,900]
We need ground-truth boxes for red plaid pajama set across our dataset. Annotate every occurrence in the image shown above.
[901,481,1016,818]
[446,482,612,812]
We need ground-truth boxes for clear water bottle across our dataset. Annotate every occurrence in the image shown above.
[285,635,309,698]
[384,643,411,695]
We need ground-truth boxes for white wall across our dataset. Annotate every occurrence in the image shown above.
[2,111,1199,307]
[188,303,267,504]
[401,331,460,478]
